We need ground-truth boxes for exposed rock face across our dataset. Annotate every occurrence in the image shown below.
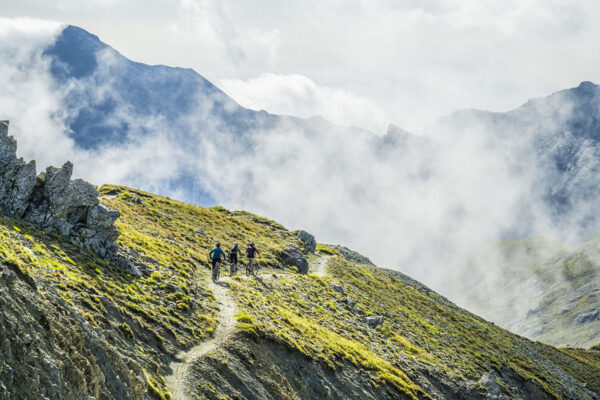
[281,248,309,274]
[190,335,416,400]
[0,264,147,400]
[0,121,128,270]
[296,230,316,253]
[478,371,509,400]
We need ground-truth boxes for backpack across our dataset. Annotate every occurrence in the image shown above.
[228,245,237,261]
[246,246,256,258]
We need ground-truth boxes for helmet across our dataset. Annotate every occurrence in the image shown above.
[234,242,238,246]
[250,242,255,246]
[216,242,221,247]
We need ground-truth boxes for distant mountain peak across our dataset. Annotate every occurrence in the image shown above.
[45,25,107,79]
[577,80,597,89]
[572,80,599,99]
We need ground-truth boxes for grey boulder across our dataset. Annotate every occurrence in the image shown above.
[282,248,309,274]
[296,230,317,253]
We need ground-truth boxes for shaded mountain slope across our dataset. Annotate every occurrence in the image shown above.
[2,182,600,399]
[40,25,369,205]
[44,25,261,149]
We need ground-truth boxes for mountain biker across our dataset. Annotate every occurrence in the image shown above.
[246,242,260,271]
[209,243,226,279]
[228,242,241,275]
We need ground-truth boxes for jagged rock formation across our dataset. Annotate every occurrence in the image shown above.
[0,121,135,274]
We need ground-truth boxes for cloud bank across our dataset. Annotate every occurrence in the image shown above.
[0,18,72,168]
[218,73,389,133]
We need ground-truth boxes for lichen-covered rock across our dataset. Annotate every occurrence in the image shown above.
[0,121,125,268]
[87,203,120,240]
[2,160,37,216]
[330,245,374,265]
[281,248,309,274]
[296,230,316,253]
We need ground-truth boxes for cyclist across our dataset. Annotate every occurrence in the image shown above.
[209,243,226,281]
[246,242,260,273]
[228,242,241,275]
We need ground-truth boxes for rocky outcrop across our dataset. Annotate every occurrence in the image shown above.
[330,245,374,265]
[296,230,316,253]
[281,248,309,274]
[189,334,417,400]
[0,121,133,272]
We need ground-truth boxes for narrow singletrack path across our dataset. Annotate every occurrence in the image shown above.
[311,255,330,277]
[166,276,236,400]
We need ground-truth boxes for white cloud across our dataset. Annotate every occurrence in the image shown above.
[218,73,389,133]
[0,18,74,169]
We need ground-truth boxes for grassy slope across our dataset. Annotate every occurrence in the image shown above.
[227,253,600,399]
[468,235,600,348]
[2,184,600,399]
[0,184,301,398]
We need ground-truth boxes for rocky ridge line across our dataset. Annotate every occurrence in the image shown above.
[0,121,137,274]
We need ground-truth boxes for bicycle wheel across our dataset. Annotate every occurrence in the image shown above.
[252,262,259,277]
[213,262,220,282]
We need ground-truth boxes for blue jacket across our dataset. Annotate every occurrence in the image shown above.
[209,247,226,260]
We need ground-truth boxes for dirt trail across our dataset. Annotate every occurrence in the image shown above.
[167,256,327,398]
[311,255,330,277]
[166,276,237,400]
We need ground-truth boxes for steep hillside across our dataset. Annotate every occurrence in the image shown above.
[0,181,303,399]
[1,182,600,399]
[463,235,600,349]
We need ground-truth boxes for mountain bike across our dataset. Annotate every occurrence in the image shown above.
[229,261,238,276]
[245,258,260,277]
[212,260,222,282]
